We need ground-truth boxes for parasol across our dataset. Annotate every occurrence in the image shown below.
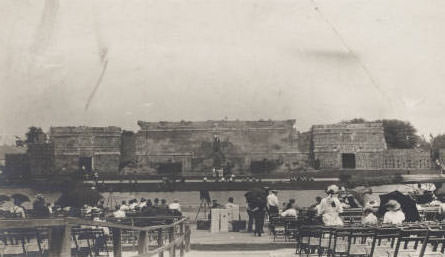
[377,191,420,222]
[11,193,30,204]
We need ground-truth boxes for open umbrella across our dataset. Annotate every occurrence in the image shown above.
[56,183,103,208]
[11,193,30,204]
[377,191,420,222]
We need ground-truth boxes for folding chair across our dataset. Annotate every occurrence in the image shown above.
[417,229,445,257]
[296,225,324,256]
[390,228,429,257]
[367,227,400,257]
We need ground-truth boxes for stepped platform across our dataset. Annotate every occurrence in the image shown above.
[190,228,295,251]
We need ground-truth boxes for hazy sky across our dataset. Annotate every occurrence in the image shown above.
[1,0,445,140]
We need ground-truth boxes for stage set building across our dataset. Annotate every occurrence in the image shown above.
[4,120,433,177]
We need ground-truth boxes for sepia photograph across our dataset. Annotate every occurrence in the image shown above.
[1,0,445,256]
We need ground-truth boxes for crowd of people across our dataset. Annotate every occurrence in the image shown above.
[242,183,441,237]
[0,193,185,221]
[110,197,182,219]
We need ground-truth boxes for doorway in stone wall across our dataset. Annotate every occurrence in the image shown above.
[79,157,93,173]
[342,153,356,169]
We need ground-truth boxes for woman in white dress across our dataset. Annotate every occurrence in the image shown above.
[318,185,344,226]
[383,200,405,225]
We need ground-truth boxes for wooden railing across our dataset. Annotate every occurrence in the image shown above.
[0,217,191,257]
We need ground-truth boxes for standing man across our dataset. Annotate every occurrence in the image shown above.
[253,198,266,237]
[267,190,280,217]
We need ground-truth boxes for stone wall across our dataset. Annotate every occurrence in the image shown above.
[382,149,431,169]
[49,126,122,174]
[312,122,387,169]
[28,143,55,176]
[5,153,29,178]
[134,120,305,175]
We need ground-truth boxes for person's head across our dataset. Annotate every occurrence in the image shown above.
[363,207,374,216]
[174,199,179,203]
[271,190,278,195]
[289,199,295,204]
[161,199,167,204]
[154,198,159,204]
[386,200,401,212]
[122,200,127,205]
[115,205,121,210]
[228,197,234,203]
[326,185,339,195]
[315,196,322,203]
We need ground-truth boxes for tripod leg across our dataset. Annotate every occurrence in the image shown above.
[194,200,204,221]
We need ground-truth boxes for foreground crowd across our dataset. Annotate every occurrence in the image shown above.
[244,184,444,237]
[0,194,183,221]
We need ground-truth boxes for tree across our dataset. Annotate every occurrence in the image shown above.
[344,118,367,124]
[25,127,46,145]
[379,119,418,149]
[431,134,445,160]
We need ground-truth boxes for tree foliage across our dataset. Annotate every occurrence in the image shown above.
[379,119,418,149]
[431,134,445,160]
[25,126,46,144]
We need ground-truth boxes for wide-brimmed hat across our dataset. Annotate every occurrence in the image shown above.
[326,185,339,194]
[386,200,401,211]
[363,206,375,214]
[271,189,278,193]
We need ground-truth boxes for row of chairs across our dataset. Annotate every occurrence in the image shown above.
[297,223,445,257]
[0,227,108,257]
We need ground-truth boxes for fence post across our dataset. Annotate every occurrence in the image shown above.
[138,231,148,254]
[158,228,164,257]
[48,225,72,257]
[169,226,176,257]
[185,223,191,252]
[180,222,185,257]
[111,228,122,257]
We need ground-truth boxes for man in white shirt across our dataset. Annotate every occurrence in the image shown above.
[225,197,239,221]
[169,200,181,212]
[113,205,126,218]
[267,190,280,217]
[281,202,298,217]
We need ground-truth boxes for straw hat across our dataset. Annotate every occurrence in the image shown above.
[386,200,401,211]
[326,185,339,194]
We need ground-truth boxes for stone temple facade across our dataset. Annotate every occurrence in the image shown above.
[312,122,431,170]
[134,120,308,175]
[50,126,122,174]
[312,122,387,169]
[4,120,434,177]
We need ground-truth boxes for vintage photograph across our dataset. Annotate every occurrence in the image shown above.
[1,0,445,256]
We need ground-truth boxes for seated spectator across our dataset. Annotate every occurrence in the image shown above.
[11,200,26,218]
[160,199,168,209]
[33,194,50,218]
[137,198,147,210]
[153,198,159,208]
[113,205,126,218]
[120,201,130,211]
[281,202,298,217]
[361,207,378,225]
[169,199,181,212]
[81,204,93,217]
[96,199,105,210]
[285,199,296,211]
[129,199,138,210]
[383,200,405,225]
[225,197,237,209]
